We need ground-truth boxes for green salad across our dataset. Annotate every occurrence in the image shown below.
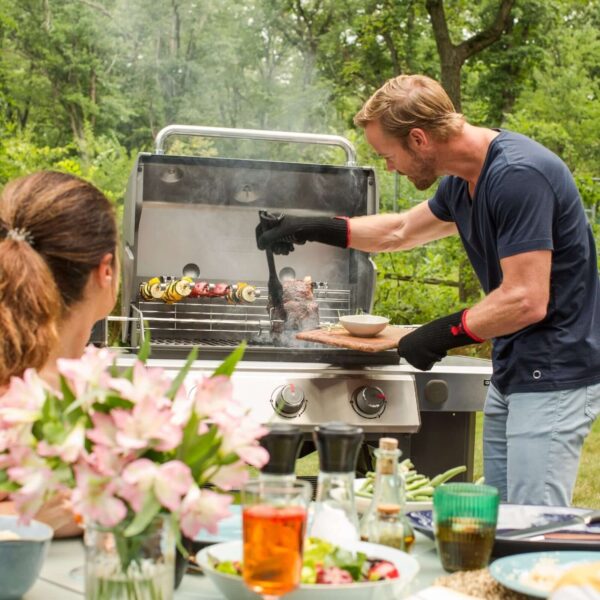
[211,537,400,585]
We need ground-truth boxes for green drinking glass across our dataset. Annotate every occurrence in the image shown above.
[433,483,500,573]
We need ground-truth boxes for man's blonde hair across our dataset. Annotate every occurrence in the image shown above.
[354,75,465,144]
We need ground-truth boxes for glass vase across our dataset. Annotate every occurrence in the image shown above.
[84,515,175,600]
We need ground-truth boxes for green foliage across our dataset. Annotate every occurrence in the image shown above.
[0,0,598,344]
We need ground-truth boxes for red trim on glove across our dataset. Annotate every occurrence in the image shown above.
[461,309,485,343]
[335,216,351,248]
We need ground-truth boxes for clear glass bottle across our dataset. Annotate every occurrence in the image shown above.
[310,422,364,546]
[368,503,415,552]
[359,437,403,541]
[258,423,303,484]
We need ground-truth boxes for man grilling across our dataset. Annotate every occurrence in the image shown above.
[255,74,600,507]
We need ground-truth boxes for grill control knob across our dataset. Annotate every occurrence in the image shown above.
[272,384,305,418]
[351,386,386,418]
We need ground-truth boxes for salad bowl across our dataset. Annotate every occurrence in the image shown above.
[196,538,419,600]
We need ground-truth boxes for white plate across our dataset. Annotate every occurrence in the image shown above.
[489,550,600,598]
[197,539,420,600]
[353,479,433,514]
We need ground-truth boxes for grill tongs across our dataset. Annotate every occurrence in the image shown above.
[257,210,287,324]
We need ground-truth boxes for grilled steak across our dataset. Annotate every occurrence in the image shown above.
[269,277,320,333]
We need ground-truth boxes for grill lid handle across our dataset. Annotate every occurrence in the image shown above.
[154,124,358,166]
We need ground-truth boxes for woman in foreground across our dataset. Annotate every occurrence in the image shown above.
[0,171,119,536]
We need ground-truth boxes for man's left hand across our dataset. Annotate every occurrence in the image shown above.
[398,309,484,371]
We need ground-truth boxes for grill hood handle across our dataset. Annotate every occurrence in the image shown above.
[154,125,357,166]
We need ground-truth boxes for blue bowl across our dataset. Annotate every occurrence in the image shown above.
[0,515,53,600]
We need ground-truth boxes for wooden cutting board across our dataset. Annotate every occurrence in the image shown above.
[296,325,416,353]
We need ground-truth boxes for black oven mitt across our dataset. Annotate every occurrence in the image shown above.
[256,210,348,255]
[397,309,484,370]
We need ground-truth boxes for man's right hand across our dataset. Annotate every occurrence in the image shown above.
[256,210,349,255]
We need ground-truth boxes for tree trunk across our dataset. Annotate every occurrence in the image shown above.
[425,0,515,111]
[425,0,514,305]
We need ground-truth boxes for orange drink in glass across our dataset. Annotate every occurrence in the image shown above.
[242,480,311,599]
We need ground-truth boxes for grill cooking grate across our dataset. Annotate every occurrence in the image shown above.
[130,284,354,350]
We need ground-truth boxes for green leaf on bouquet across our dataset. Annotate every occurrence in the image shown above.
[188,438,222,479]
[124,494,161,537]
[212,342,246,377]
[178,417,219,470]
[0,470,18,492]
[59,376,76,405]
[218,451,241,466]
[41,421,67,444]
[167,346,198,400]
[137,322,152,364]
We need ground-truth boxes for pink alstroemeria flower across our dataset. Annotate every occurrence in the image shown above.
[191,375,239,418]
[214,413,269,468]
[0,369,47,427]
[179,486,232,538]
[38,420,86,464]
[121,459,193,512]
[7,448,59,523]
[208,460,250,491]
[111,397,182,452]
[87,445,133,478]
[109,361,172,406]
[57,345,115,408]
[71,463,127,528]
[87,412,118,448]
[171,384,194,427]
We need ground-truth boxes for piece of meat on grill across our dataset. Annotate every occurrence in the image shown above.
[268,277,320,333]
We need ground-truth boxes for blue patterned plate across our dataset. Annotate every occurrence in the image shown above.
[407,504,600,555]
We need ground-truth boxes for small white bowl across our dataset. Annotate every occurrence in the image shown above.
[197,539,419,600]
[339,315,390,338]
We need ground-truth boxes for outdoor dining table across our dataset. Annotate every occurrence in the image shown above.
[24,532,446,599]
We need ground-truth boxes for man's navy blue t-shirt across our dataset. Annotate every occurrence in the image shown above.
[428,130,600,394]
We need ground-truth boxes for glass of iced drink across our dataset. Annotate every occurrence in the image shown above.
[433,483,499,572]
[242,479,312,599]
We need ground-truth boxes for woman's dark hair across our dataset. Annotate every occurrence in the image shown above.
[0,171,117,385]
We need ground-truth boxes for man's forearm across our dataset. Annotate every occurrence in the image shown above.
[466,285,548,340]
[348,214,411,252]
[348,202,457,252]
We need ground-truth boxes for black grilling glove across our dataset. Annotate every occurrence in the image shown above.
[397,309,484,371]
[256,210,348,255]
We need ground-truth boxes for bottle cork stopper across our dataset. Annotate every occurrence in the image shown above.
[377,503,401,515]
[379,437,398,451]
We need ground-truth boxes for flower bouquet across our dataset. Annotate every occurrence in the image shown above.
[0,341,268,599]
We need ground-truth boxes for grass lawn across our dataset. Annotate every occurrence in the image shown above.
[297,413,600,508]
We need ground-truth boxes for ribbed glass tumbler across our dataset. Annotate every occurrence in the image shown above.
[433,483,499,573]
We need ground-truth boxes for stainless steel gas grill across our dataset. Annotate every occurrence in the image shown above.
[118,125,492,479]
